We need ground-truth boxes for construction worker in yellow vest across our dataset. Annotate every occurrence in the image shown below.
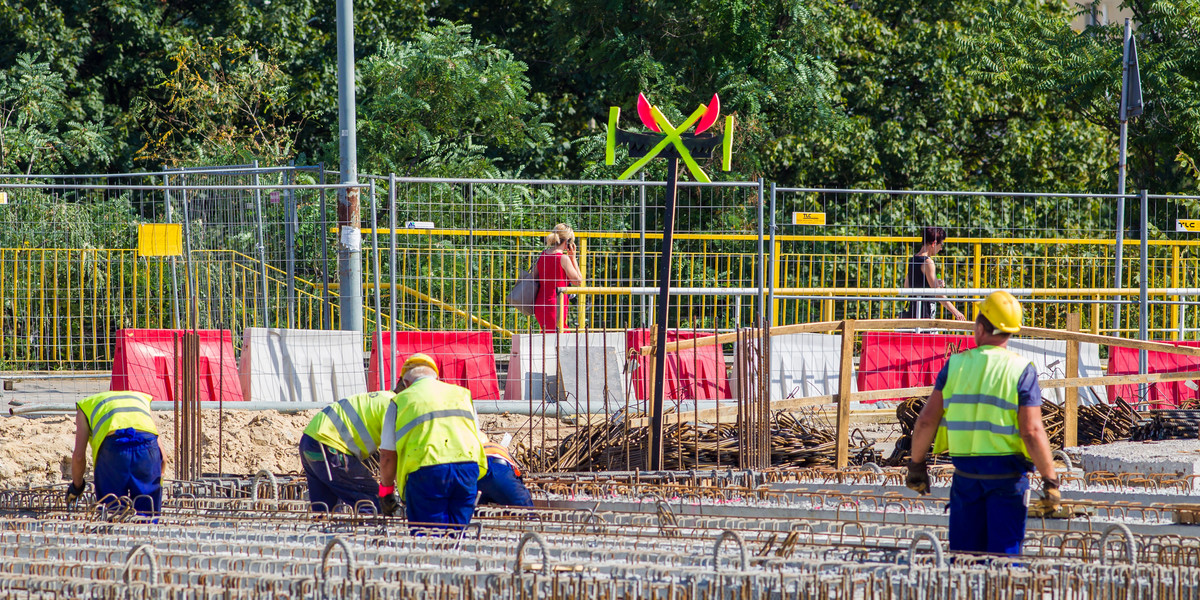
[299,390,395,513]
[906,290,1061,554]
[476,433,534,507]
[378,354,487,530]
[69,390,162,516]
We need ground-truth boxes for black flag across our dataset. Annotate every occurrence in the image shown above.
[1124,34,1143,119]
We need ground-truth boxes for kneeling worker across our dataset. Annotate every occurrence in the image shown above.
[477,435,534,507]
[300,390,395,512]
[379,354,487,529]
[905,290,1061,555]
[69,390,163,516]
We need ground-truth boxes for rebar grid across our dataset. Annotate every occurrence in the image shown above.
[3,469,1200,598]
[0,514,1198,600]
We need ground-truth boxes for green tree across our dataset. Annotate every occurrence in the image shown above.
[355,22,554,178]
[754,0,1109,193]
[442,0,842,180]
[0,54,110,174]
[963,0,1200,193]
[136,38,303,167]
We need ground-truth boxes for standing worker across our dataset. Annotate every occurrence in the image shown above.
[476,434,534,507]
[379,354,487,530]
[299,390,395,513]
[905,291,1061,555]
[69,390,163,516]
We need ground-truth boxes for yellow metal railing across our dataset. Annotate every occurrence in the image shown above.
[0,247,346,368]
[3,233,1198,368]
[190,249,342,333]
[347,233,1198,338]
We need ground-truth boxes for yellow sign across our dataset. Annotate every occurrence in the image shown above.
[0,192,7,205]
[792,212,827,226]
[1177,219,1200,233]
[137,224,183,257]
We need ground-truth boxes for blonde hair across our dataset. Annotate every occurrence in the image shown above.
[544,223,575,247]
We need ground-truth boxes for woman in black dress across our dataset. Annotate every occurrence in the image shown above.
[904,227,966,321]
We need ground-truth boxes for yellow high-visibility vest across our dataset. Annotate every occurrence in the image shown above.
[933,345,1031,458]
[303,391,395,459]
[76,391,157,461]
[389,378,487,498]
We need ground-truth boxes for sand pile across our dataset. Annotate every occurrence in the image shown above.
[0,410,567,489]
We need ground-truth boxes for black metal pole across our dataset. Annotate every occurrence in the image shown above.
[650,157,680,471]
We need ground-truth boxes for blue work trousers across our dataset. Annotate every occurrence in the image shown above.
[948,473,1030,555]
[477,457,533,507]
[299,434,379,513]
[405,462,478,531]
[94,429,162,517]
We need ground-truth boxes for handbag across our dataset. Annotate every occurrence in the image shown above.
[507,254,540,315]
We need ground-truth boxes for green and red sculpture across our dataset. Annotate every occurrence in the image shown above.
[607,94,735,470]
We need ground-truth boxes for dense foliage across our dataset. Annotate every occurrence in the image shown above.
[7,0,1187,195]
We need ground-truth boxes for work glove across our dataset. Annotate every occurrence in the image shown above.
[905,460,930,495]
[381,493,400,517]
[1034,477,1062,517]
[65,481,85,506]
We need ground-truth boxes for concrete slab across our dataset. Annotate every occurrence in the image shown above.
[1,373,109,407]
[1077,439,1200,478]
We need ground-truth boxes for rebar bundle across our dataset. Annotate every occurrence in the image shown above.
[175,332,204,481]
[1041,399,1139,447]
[1131,410,1200,441]
[521,411,877,472]
[734,325,771,470]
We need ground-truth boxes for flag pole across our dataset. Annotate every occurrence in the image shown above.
[1110,18,1132,337]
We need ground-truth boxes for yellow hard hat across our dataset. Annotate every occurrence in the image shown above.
[401,353,439,377]
[979,290,1022,333]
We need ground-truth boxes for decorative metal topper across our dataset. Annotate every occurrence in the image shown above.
[605,93,734,182]
[602,93,735,470]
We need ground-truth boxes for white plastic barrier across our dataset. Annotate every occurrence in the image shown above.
[1007,339,1105,406]
[239,328,367,403]
[764,334,1103,405]
[504,333,627,403]
[767,333,856,401]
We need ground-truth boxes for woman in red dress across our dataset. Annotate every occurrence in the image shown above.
[533,223,584,331]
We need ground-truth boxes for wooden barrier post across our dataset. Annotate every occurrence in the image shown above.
[1064,313,1080,448]
[836,319,856,469]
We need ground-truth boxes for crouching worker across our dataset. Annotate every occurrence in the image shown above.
[300,390,395,513]
[69,391,163,516]
[477,436,533,508]
[378,354,488,531]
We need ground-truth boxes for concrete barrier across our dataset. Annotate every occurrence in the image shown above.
[764,333,856,401]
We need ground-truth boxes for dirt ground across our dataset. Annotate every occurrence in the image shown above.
[0,409,566,489]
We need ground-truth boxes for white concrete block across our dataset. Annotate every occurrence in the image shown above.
[1077,440,1200,478]
[240,328,367,403]
[762,333,856,401]
[504,333,626,402]
[1007,340,1105,406]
